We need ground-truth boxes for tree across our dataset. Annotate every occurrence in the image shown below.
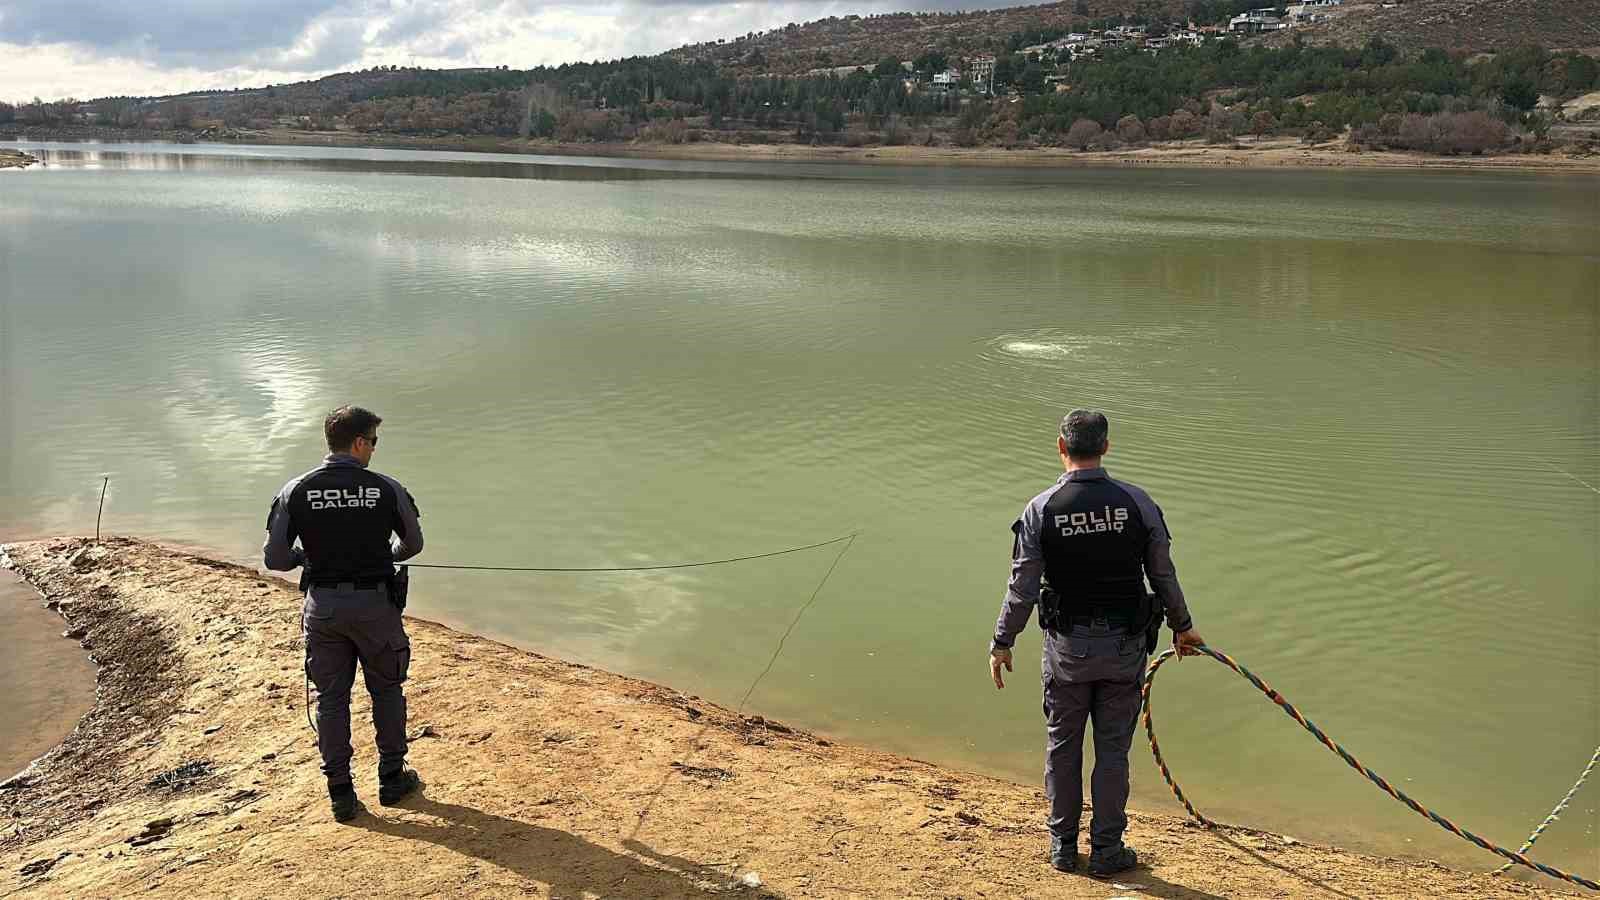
[1020,62,1047,95]
[1249,110,1276,138]
[873,57,903,78]
[914,51,948,75]
[993,55,1017,88]
[0,102,13,125]
[170,101,196,129]
[1169,109,1199,138]
[1500,78,1538,112]
[1066,117,1103,149]
[1116,114,1146,143]
[1074,0,1090,13]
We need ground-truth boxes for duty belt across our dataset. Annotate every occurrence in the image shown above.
[308,579,387,591]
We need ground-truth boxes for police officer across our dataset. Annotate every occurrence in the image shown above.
[264,405,424,822]
[988,409,1204,878]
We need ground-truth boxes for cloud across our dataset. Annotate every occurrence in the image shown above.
[0,0,1026,102]
[0,0,347,61]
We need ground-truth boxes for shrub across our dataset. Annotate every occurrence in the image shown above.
[1066,117,1102,150]
[1115,114,1146,144]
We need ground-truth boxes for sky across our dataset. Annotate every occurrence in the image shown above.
[1,0,1025,103]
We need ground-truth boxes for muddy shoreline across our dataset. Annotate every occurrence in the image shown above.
[7,124,1600,174]
[0,571,96,781]
[0,537,1578,897]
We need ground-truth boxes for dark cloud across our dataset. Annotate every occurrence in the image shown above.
[0,0,346,60]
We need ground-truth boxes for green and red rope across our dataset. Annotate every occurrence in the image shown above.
[1141,645,1599,892]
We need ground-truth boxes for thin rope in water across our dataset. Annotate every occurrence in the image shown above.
[1141,645,1600,892]
[624,532,858,848]
[1492,745,1600,877]
[300,533,859,735]
[1541,458,1600,498]
[402,533,856,573]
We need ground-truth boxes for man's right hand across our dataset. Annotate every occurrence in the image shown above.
[989,647,1013,689]
[1173,628,1205,659]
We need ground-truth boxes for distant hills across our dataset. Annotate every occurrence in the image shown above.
[1,0,1594,158]
[668,0,1598,75]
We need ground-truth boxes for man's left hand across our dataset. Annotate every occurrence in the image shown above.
[989,648,1013,689]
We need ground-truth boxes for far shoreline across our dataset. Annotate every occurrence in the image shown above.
[7,124,1600,175]
[0,148,40,169]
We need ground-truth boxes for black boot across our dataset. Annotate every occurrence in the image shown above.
[329,782,359,823]
[1050,834,1079,873]
[379,766,421,806]
[1088,844,1138,879]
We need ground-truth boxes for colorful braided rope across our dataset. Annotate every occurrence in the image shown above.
[1140,645,1600,892]
[1492,745,1600,877]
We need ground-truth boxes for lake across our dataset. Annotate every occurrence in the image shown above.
[1,140,1595,874]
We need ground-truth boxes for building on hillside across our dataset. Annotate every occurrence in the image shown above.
[966,56,996,93]
[932,69,962,88]
[1230,9,1287,32]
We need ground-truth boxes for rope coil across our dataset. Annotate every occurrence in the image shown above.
[1141,645,1600,892]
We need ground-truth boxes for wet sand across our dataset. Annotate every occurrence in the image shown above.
[0,569,96,780]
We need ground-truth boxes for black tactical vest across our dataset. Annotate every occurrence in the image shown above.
[282,464,402,582]
[1039,475,1150,628]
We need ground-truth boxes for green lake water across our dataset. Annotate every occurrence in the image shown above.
[1,141,1595,876]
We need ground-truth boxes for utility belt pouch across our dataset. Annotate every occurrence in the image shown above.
[297,569,311,595]
[1142,592,1162,654]
[387,566,410,611]
[1038,585,1063,633]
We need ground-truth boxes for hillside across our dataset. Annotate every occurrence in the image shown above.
[664,0,1191,74]
[672,0,1599,73]
[1259,0,1600,53]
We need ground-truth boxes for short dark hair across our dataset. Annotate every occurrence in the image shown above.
[1060,409,1109,459]
[325,406,382,452]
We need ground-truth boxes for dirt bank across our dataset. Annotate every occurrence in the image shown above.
[8,125,1600,174]
[0,538,1578,898]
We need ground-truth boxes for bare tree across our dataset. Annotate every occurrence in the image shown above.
[1116,114,1145,144]
[1066,117,1102,150]
[1249,110,1276,140]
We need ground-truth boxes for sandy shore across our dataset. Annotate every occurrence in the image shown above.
[0,537,1579,898]
[9,125,1600,174]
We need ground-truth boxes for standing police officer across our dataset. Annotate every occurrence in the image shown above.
[264,405,424,822]
[988,409,1204,878]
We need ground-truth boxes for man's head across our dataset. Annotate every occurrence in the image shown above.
[325,405,382,465]
[1058,408,1110,466]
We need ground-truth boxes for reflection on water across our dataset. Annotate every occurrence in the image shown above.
[0,142,1595,872]
[25,146,760,182]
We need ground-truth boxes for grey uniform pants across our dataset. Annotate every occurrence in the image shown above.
[1041,625,1148,850]
[303,584,411,787]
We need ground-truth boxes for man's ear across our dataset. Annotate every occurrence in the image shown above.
[1058,435,1069,456]
[1102,439,1112,456]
